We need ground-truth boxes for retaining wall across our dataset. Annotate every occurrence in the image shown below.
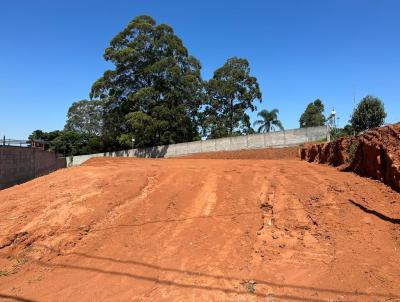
[67,126,327,166]
[0,146,66,189]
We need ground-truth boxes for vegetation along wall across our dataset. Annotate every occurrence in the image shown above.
[67,126,327,166]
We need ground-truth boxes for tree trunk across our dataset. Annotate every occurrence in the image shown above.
[229,99,233,134]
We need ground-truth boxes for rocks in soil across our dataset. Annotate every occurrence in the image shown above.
[0,232,28,250]
[260,202,273,212]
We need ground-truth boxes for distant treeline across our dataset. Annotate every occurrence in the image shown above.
[30,16,387,156]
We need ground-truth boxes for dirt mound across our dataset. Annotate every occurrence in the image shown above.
[0,157,399,301]
[179,146,299,159]
[301,124,400,192]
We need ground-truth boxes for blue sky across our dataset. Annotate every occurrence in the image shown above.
[0,0,399,139]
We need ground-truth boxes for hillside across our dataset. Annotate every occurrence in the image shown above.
[0,156,399,301]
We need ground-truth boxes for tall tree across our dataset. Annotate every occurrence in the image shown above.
[65,99,104,136]
[350,95,386,133]
[253,109,284,133]
[202,57,262,139]
[299,99,326,128]
[90,15,203,148]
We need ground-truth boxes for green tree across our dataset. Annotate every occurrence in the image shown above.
[119,111,157,147]
[202,57,262,139]
[29,130,45,140]
[299,99,326,128]
[28,129,102,156]
[330,124,354,140]
[28,130,62,145]
[350,95,386,133]
[90,15,204,148]
[253,109,284,133]
[65,99,104,136]
[51,131,84,156]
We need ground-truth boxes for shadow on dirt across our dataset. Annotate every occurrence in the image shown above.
[349,199,400,224]
[2,202,399,302]
[8,243,398,302]
[0,294,39,302]
[31,256,400,301]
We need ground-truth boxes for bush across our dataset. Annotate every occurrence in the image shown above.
[350,96,386,133]
[347,140,360,163]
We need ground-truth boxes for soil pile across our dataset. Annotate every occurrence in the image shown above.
[301,124,400,192]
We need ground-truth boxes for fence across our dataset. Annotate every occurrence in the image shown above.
[1,137,30,147]
[67,126,328,166]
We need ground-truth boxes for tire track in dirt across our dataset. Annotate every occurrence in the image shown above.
[94,167,222,300]
[279,161,400,297]
[140,164,280,301]
[260,162,332,282]
[143,168,249,300]
[0,158,399,301]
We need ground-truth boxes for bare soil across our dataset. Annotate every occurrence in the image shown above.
[301,124,400,192]
[0,155,399,301]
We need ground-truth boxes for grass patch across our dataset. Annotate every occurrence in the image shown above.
[347,140,360,163]
[242,280,256,294]
[0,257,27,277]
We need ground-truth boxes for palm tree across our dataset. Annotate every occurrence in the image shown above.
[253,109,284,133]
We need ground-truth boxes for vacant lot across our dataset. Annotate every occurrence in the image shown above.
[1,156,399,301]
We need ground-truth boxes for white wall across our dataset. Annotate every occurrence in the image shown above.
[67,126,327,166]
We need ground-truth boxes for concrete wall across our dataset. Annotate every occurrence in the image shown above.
[67,126,327,167]
[0,146,66,189]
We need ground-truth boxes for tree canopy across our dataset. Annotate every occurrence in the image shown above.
[26,15,396,156]
[90,15,204,148]
[350,95,386,133]
[201,57,262,139]
[29,130,62,142]
[28,16,268,155]
[28,129,102,156]
[64,99,103,136]
[299,99,326,128]
[253,109,284,133]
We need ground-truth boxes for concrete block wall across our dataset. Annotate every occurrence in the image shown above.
[0,146,67,189]
[215,138,230,151]
[188,141,202,154]
[229,136,248,150]
[201,140,216,152]
[67,126,327,166]
[247,134,265,149]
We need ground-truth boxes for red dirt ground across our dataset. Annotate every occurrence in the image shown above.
[301,124,400,192]
[1,155,400,301]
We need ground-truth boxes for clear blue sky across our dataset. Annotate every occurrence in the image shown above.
[1,0,399,139]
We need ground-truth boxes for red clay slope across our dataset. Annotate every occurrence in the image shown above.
[0,157,399,301]
[301,123,400,192]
